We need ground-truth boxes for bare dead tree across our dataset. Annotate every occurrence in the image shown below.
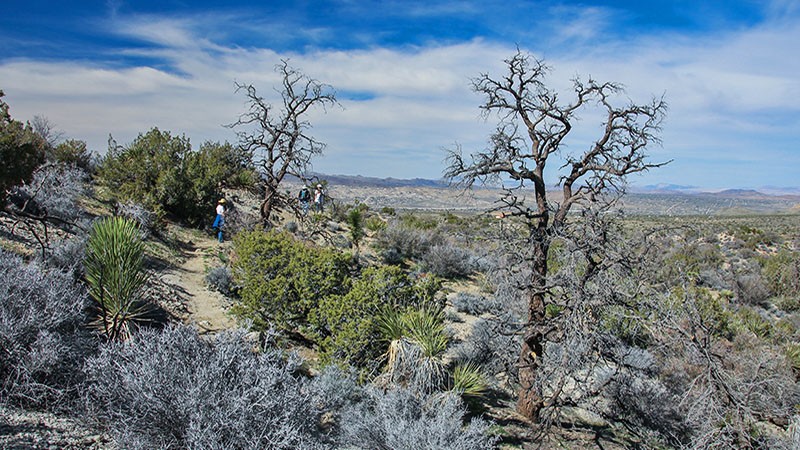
[444,50,667,421]
[4,163,87,256]
[229,60,338,225]
[31,115,64,149]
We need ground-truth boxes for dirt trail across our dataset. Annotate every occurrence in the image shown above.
[175,239,236,334]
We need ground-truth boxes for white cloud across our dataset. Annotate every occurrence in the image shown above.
[1,6,798,187]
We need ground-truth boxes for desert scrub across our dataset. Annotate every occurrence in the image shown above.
[399,213,439,230]
[374,219,443,264]
[452,314,522,385]
[339,386,497,450]
[83,325,330,449]
[205,265,236,297]
[309,265,442,372]
[759,249,800,299]
[419,243,477,279]
[115,200,159,238]
[452,293,499,316]
[231,229,353,333]
[0,249,96,409]
[365,215,387,232]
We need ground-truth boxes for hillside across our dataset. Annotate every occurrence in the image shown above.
[3,174,800,449]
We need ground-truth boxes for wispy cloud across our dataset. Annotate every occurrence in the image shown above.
[1,2,798,188]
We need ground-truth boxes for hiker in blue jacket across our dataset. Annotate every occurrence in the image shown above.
[212,198,226,242]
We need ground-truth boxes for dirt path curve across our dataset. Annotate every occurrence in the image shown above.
[175,239,236,334]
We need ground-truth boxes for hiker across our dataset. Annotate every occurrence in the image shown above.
[298,185,311,215]
[212,198,226,243]
[313,184,325,212]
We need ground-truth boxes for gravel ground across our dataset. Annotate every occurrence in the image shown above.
[0,405,116,450]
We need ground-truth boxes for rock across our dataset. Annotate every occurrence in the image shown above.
[556,406,609,428]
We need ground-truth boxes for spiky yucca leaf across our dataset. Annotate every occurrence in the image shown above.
[85,216,150,340]
[377,306,406,342]
[452,363,487,398]
[403,308,448,358]
[378,307,414,384]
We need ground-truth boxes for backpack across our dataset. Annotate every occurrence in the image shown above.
[299,188,310,201]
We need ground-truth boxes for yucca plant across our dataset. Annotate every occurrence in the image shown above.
[85,216,151,341]
[377,306,415,385]
[377,306,449,393]
[451,362,487,399]
[404,308,448,393]
[378,306,407,370]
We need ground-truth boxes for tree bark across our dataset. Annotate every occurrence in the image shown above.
[516,231,549,420]
[261,185,277,225]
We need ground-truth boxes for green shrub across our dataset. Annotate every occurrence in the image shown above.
[346,207,366,251]
[759,249,800,299]
[231,229,352,333]
[52,139,93,172]
[96,128,254,226]
[309,266,441,370]
[0,90,47,202]
[365,215,387,232]
[96,128,190,218]
[400,213,438,230]
[180,141,256,224]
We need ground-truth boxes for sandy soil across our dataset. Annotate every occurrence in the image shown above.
[156,231,237,334]
[178,240,236,333]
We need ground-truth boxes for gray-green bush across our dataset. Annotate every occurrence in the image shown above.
[0,250,95,409]
[339,387,497,450]
[205,265,235,297]
[84,325,332,450]
[420,243,477,279]
[451,293,499,316]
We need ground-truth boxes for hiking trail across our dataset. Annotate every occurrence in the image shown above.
[172,238,235,333]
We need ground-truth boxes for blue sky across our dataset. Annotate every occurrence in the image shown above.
[2,0,799,190]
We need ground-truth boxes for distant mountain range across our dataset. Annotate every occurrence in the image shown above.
[311,174,800,197]
[316,174,448,188]
[300,174,800,215]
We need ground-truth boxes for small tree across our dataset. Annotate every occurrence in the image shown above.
[0,90,47,203]
[52,138,94,172]
[346,205,366,257]
[231,229,352,333]
[230,60,338,225]
[97,129,253,226]
[445,50,667,420]
[97,128,192,219]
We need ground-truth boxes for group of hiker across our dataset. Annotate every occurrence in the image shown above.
[212,184,325,243]
[298,184,325,215]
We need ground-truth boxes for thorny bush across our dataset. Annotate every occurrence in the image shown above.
[0,250,96,410]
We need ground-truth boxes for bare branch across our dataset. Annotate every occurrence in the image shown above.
[228,61,339,224]
[443,50,668,422]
